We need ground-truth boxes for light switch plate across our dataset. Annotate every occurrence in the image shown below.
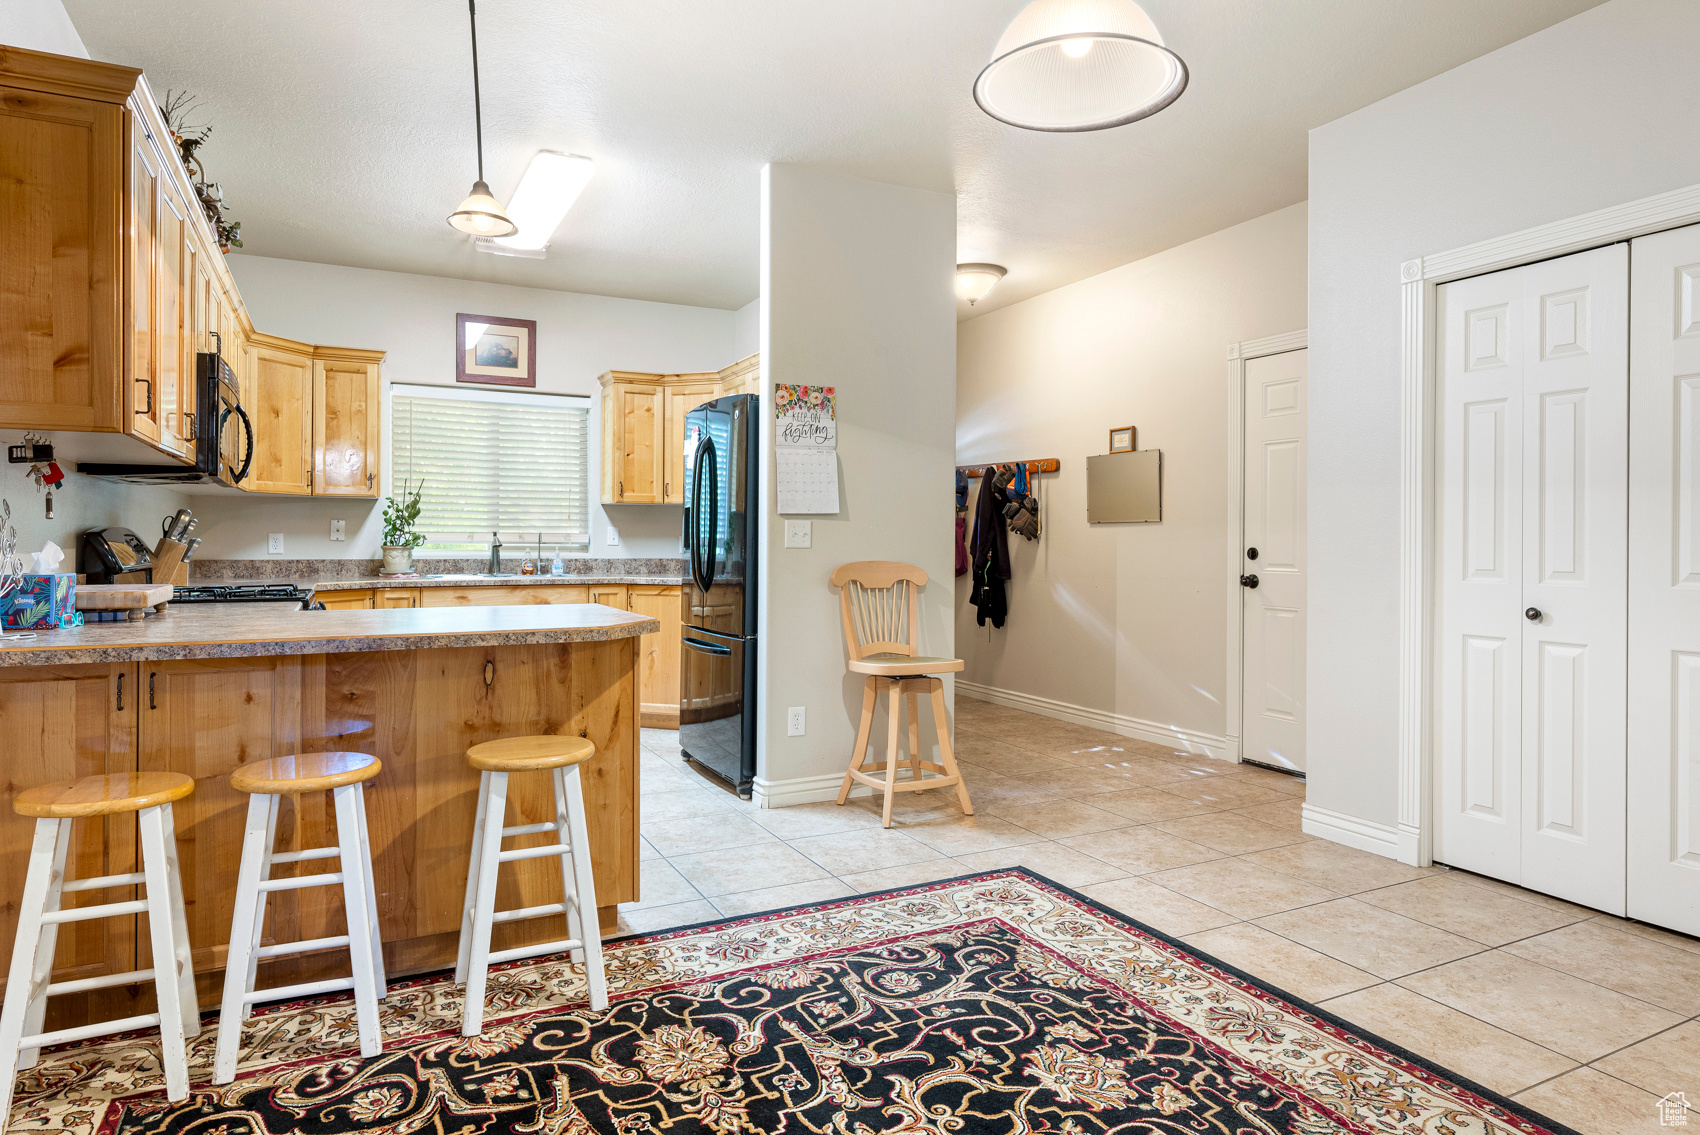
[330,519,346,541]
[606,526,620,547]
[784,520,812,548]
[267,533,284,554]
[787,706,806,736]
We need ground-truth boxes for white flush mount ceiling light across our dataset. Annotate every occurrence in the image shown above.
[974,0,1188,132]
[447,0,517,238]
[476,152,596,258]
[956,264,1007,306]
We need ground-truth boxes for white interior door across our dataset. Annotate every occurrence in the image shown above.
[1628,222,1700,936]
[1436,244,1628,914]
[1241,349,1307,772]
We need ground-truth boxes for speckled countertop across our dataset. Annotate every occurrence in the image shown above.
[0,604,659,666]
[309,574,681,592]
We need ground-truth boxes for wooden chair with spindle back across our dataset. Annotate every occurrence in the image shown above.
[830,561,973,827]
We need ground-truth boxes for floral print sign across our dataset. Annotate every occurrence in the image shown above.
[773,385,836,448]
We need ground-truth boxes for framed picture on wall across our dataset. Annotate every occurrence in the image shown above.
[1108,425,1135,453]
[456,313,537,387]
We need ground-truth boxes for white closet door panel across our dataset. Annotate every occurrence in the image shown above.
[1517,244,1627,914]
[1438,273,1525,879]
[1629,222,1700,935]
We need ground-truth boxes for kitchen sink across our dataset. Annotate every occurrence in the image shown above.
[416,573,522,579]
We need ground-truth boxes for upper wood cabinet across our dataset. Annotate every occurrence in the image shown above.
[312,349,383,497]
[245,336,383,498]
[596,354,759,505]
[247,334,314,495]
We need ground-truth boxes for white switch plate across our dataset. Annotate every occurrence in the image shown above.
[330,519,346,541]
[787,706,806,736]
[606,526,620,546]
[784,520,812,548]
[267,533,284,554]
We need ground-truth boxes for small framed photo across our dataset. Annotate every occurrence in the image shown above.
[456,313,537,387]
[1108,426,1135,453]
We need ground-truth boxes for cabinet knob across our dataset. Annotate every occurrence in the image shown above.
[1525,607,1542,622]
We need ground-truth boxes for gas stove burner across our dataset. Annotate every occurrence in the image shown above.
[172,583,315,605]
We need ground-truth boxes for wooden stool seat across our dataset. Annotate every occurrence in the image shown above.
[230,751,381,794]
[848,653,966,676]
[14,771,194,818]
[466,735,596,772]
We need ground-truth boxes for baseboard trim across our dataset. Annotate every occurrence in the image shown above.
[751,770,911,809]
[956,681,1228,760]
[1301,803,1399,859]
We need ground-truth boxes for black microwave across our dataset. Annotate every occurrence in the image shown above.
[77,337,254,486]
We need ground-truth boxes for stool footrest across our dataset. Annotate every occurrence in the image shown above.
[486,937,584,966]
[497,842,573,863]
[257,871,343,893]
[492,901,567,924]
[847,768,959,792]
[24,1012,161,1050]
[61,871,146,894]
[42,898,148,924]
[245,976,354,1006]
[269,846,340,866]
[501,821,557,838]
[256,934,349,960]
[46,967,155,997]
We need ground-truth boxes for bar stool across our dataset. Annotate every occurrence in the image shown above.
[215,753,385,1084]
[0,772,199,1122]
[457,735,608,1037]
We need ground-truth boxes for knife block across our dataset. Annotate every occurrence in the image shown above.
[149,537,190,587]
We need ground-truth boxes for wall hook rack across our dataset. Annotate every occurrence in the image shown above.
[957,458,1060,478]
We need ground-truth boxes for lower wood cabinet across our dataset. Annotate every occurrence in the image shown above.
[317,589,374,610]
[421,585,590,607]
[628,585,682,728]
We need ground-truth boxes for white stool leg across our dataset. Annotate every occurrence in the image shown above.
[215,793,275,1084]
[157,803,200,1040]
[561,766,608,1011]
[16,817,70,1072]
[138,804,191,1102]
[551,766,585,965]
[242,792,279,1021]
[0,818,68,1124]
[454,770,492,985]
[352,783,386,997]
[462,771,509,1036]
[332,785,382,1059]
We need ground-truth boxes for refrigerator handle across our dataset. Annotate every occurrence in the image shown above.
[683,636,733,656]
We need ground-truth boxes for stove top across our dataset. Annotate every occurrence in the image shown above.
[172,584,315,604]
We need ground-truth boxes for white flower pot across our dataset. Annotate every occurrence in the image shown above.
[380,545,414,575]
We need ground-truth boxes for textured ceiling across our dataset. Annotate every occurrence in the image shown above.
[64,0,1605,317]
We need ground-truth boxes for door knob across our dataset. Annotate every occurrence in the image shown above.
[1240,574,1259,589]
[1525,607,1542,622]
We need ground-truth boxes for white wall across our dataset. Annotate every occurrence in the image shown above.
[757,165,956,803]
[1308,0,1700,829]
[1,0,87,56]
[194,256,739,560]
[955,204,1307,749]
[732,298,759,361]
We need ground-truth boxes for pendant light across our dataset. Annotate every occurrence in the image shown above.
[974,0,1188,132]
[447,0,517,237]
[956,264,1007,306]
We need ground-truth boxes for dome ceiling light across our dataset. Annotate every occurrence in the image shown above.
[974,0,1188,132]
[447,0,517,238]
[956,264,1007,306]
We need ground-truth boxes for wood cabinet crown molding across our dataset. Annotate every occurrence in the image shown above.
[595,369,721,389]
[312,344,388,365]
[0,45,139,102]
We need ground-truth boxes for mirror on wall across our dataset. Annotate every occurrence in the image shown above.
[1087,450,1162,523]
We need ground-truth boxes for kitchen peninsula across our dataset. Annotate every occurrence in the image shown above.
[0,603,655,1030]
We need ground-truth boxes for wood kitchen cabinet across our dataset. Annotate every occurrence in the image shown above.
[247,334,314,495]
[664,382,720,504]
[596,355,759,505]
[313,349,383,497]
[317,589,375,610]
[627,585,682,728]
[421,584,591,607]
[376,588,421,609]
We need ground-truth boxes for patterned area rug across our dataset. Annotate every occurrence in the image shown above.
[12,869,1575,1135]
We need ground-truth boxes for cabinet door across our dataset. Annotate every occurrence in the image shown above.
[420,585,590,607]
[137,658,302,1004]
[664,383,720,504]
[155,181,192,459]
[0,664,140,1027]
[248,343,314,494]
[318,590,374,610]
[375,588,421,609]
[590,584,628,610]
[628,585,681,728]
[605,384,664,503]
[0,88,122,432]
[126,109,162,446]
[313,359,381,497]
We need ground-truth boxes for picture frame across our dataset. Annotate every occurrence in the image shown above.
[1108,425,1135,454]
[456,313,537,387]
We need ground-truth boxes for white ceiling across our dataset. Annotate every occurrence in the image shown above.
[64,0,1604,318]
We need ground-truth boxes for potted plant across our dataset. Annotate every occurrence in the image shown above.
[381,479,426,575]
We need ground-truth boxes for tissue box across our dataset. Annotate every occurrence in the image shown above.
[4,574,77,631]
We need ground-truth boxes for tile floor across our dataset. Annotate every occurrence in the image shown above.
[624,698,1700,1134]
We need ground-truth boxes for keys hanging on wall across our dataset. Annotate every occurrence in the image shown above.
[26,461,63,519]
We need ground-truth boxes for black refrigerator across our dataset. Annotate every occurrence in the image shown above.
[680,394,759,797]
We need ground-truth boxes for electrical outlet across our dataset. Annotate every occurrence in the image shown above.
[787,706,806,736]
[330,519,346,541]
[606,526,620,547]
[267,533,284,554]
[784,520,812,548]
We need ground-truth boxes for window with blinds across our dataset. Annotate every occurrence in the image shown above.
[390,384,590,552]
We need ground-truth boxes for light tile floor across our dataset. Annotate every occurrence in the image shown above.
[624,699,1700,1134]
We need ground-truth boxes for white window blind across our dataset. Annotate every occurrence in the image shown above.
[391,384,590,552]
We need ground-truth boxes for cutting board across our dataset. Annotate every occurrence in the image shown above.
[76,583,174,617]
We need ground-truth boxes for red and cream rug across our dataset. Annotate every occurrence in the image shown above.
[11,869,1574,1135]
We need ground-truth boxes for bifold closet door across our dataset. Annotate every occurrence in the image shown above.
[1628,223,1700,936]
[1436,243,1628,914]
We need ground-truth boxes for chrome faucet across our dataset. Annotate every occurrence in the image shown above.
[488,531,503,574]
